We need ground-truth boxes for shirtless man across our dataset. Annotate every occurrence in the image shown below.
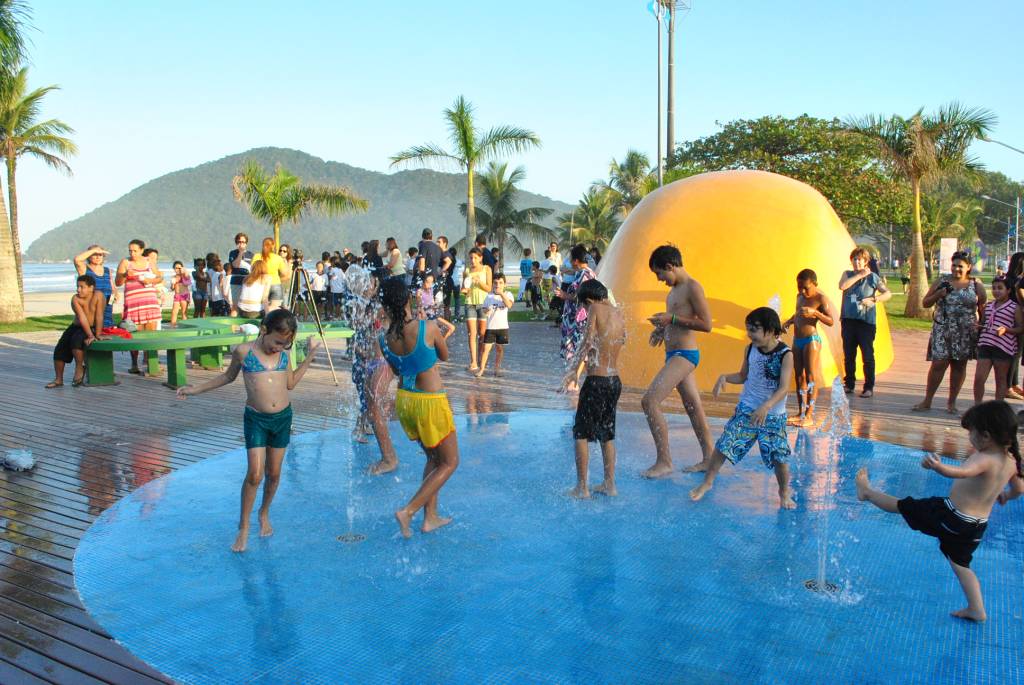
[641,245,714,477]
[561,279,626,498]
[48,274,106,388]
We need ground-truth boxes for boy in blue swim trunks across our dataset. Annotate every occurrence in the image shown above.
[782,269,835,427]
[642,245,714,478]
[690,307,797,509]
[178,309,321,552]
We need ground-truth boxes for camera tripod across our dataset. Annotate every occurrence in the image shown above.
[286,261,340,386]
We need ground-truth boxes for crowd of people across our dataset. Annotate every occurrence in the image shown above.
[45,232,1024,623]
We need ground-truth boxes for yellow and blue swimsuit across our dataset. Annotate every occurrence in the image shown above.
[380,321,455,448]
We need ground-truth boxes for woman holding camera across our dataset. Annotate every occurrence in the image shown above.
[912,250,986,413]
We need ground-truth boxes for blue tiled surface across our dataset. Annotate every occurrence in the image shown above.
[75,411,1024,684]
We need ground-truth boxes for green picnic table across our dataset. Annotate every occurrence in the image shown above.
[85,320,353,388]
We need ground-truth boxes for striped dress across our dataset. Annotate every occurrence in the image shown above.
[123,265,162,325]
[978,299,1018,356]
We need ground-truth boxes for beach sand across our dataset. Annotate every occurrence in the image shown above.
[24,291,125,317]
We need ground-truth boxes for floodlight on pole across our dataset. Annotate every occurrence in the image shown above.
[980,136,1024,156]
[981,194,1022,252]
[649,1,666,186]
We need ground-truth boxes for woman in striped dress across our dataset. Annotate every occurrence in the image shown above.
[116,239,163,374]
[973,275,1023,404]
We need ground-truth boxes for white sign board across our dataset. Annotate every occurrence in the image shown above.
[939,238,958,274]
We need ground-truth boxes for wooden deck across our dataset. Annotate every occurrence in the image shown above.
[0,320,979,683]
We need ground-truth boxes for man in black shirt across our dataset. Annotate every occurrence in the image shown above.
[416,228,444,284]
[476,234,497,271]
[226,232,253,314]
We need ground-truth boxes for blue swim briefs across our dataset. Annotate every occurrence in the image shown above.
[665,348,700,368]
[793,334,822,351]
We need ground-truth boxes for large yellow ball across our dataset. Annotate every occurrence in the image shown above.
[597,170,894,390]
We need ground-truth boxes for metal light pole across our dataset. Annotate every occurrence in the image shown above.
[982,194,1022,253]
[655,2,665,186]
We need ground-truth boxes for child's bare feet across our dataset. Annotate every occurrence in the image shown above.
[855,467,870,501]
[800,412,814,428]
[567,486,591,499]
[473,367,485,378]
[258,513,273,537]
[682,460,710,473]
[951,607,987,622]
[395,510,413,538]
[689,482,712,501]
[351,429,369,444]
[779,489,797,509]
[643,461,674,478]
[232,527,249,553]
[786,414,803,426]
[369,458,398,475]
[421,514,452,533]
[593,481,618,497]
[911,402,931,412]
[946,403,958,415]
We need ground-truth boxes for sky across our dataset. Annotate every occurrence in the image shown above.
[15,0,1024,248]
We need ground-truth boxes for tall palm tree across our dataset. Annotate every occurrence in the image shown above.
[846,103,996,317]
[0,0,31,323]
[458,161,554,270]
[602,150,655,217]
[232,160,369,249]
[557,187,622,250]
[0,68,77,294]
[391,95,541,249]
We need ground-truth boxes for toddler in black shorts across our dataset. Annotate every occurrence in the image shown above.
[562,279,626,499]
[856,400,1024,622]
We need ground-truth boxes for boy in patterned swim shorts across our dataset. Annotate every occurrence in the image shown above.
[690,307,797,509]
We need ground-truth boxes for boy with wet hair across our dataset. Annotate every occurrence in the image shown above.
[782,268,835,427]
[48,274,106,388]
[562,279,626,498]
[690,307,797,508]
[476,273,514,377]
[642,244,715,477]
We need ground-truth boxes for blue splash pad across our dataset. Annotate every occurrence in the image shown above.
[75,410,1023,684]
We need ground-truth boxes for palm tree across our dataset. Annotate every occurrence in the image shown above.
[458,162,554,270]
[0,0,31,323]
[391,95,541,249]
[557,187,622,250]
[0,68,77,294]
[231,160,369,249]
[920,193,984,261]
[845,103,996,317]
[602,150,655,217]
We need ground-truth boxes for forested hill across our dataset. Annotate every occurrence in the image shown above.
[26,147,572,261]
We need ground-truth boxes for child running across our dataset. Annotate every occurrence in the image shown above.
[973,276,1022,404]
[856,400,1024,622]
[177,309,321,552]
[782,269,835,426]
[642,244,715,477]
[378,277,460,538]
[690,307,797,509]
[561,279,626,498]
[475,273,514,377]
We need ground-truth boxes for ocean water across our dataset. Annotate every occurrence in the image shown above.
[23,261,177,294]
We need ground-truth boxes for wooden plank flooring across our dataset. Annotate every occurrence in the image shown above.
[0,320,980,683]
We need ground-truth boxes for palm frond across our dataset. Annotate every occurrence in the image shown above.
[298,183,370,218]
[390,143,464,170]
[476,125,541,162]
[445,95,476,161]
[0,1,31,70]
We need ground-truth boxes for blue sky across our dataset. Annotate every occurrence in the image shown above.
[17,0,1024,247]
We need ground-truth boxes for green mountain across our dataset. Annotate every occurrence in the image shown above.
[26,147,572,261]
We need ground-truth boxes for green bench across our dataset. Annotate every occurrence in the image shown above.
[86,322,353,388]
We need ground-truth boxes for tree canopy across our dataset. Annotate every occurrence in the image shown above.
[667,115,911,226]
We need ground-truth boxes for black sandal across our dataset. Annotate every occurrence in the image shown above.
[128,367,142,375]
[72,377,85,387]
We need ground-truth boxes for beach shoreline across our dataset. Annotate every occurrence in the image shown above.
[23,291,125,317]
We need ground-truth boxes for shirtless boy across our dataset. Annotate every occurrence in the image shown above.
[857,400,1024,622]
[48,274,106,388]
[642,245,714,477]
[782,269,835,426]
[561,279,626,498]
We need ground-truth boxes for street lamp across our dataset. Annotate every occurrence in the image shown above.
[649,1,666,187]
[981,194,1022,252]
[981,215,1015,263]
[980,136,1024,156]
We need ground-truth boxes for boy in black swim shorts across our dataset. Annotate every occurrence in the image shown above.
[562,279,626,499]
[856,400,1024,622]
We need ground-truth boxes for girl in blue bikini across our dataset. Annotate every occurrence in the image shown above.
[177,309,320,552]
[782,269,835,427]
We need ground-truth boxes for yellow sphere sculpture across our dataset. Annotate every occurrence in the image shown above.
[597,170,894,391]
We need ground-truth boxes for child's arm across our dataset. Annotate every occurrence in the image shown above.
[287,337,320,390]
[998,474,1024,505]
[808,298,835,327]
[1001,306,1024,337]
[920,453,992,479]
[430,321,449,361]
[712,348,750,398]
[650,281,712,332]
[781,311,795,329]
[436,317,456,339]
[749,349,794,426]
[501,291,514,307]
[177,347,242,397]
[561,317,595,391]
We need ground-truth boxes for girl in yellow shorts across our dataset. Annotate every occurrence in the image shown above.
[379,278,460,538]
